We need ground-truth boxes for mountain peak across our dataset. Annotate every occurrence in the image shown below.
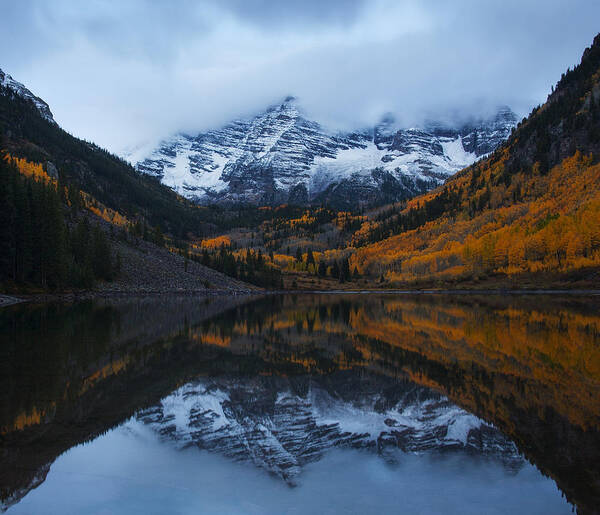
[0,68,55,123]
[493,105,519,124]
[133,101,516,207]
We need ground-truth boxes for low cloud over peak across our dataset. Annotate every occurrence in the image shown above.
[1,0,598,153]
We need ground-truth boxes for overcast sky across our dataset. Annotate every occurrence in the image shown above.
[1,0,599,154]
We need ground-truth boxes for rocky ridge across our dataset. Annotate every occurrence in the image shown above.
[0,68,55,123]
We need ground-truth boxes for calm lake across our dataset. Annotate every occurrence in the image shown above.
[1,293,599,514]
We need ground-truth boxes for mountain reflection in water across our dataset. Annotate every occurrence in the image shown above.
[1,293,598,513]
[8,423,567,515]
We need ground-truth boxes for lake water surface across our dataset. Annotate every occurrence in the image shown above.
[1,293,599,514]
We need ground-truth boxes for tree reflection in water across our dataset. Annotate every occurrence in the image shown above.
[1,294,598,512]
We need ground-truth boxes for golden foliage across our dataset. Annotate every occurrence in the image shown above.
[351,152,600,283]
[81,191,130,226]
[4,154,55,184]
[200,235,231,249]
[333,211,366,230]
[5,153,131,227]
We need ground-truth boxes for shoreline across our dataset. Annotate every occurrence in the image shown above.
[0,289,259,307]
[2,287,600,308]
[283,288,600,295]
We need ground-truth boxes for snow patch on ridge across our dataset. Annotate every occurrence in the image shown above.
[441,136,476,167]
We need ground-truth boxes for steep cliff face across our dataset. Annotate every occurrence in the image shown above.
[136,374,522,483]
[131,99,517,207]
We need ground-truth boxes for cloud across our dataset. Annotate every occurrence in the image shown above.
[1,0,598,153]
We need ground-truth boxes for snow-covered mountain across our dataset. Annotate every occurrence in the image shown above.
[0,68,55,123]
[130,98,517,207]
[136,374,522,484]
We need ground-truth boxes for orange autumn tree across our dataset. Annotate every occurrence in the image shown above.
[4,154,54,183]
[348,34,600,286]
[350,152,600,284]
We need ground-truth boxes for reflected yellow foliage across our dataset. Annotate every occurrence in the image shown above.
[201,332,232,348]
[1,405,56,433]
[79,357,131,395]
[191,295,600,432]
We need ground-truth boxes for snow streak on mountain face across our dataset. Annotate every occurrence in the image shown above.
[130,99,517,207]
[135,375,522,484]
[0,68,55,123]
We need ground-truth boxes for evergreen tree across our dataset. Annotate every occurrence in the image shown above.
[0,158,120,291]
[318,261,327,277]
[331,261,340,279]
[340,258,351,283]
[153,225,165,247]
[92,224,112,280]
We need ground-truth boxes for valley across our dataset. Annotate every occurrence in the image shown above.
[1,35,600,295]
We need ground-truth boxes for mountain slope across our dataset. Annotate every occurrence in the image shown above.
[0,67,227,239]
[0,68,259,292]
[131,99,516,207]
[0,69,55,123]
[349,33,600,287]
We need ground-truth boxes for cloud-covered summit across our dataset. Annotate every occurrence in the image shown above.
[0,0,598,153]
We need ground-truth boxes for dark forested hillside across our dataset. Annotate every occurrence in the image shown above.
[0,74,274,292]
[0,86,259,292]
[502,33,600,175]
[0,157,116,290]
[0,153,258,293]
[0,87,224,239]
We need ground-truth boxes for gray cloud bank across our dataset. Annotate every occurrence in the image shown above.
[1,0,599,153]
